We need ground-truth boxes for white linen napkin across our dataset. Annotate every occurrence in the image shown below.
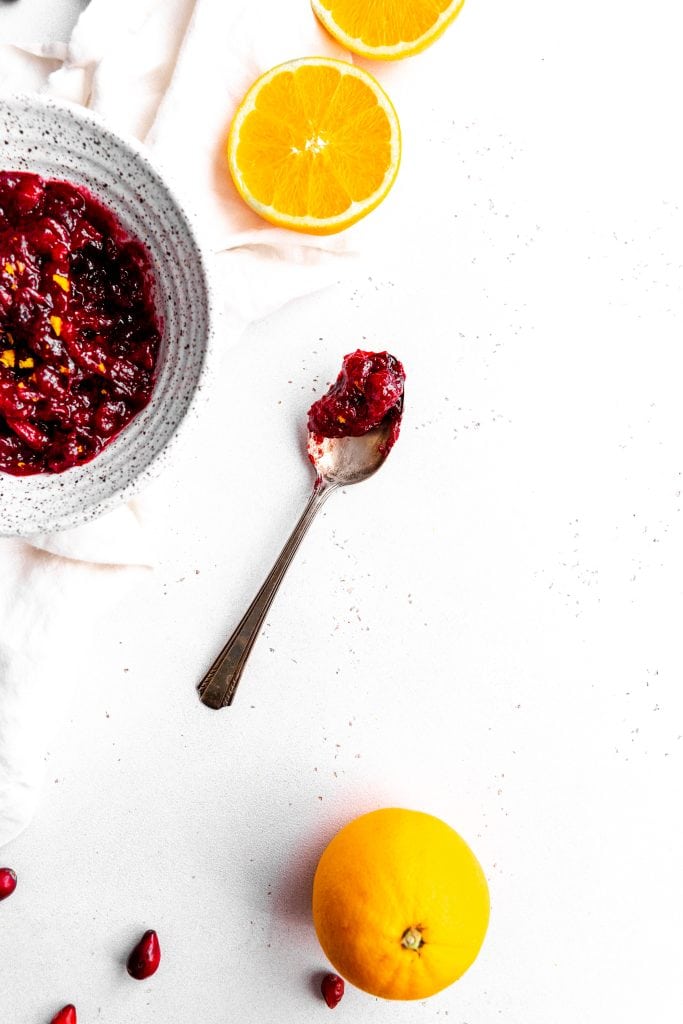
[0,510,154,845]
[0,0,364,847]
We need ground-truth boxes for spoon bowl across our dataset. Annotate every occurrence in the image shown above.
[307,423,395,487]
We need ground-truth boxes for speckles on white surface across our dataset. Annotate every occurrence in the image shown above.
[0,93,212,534]
[2,0,683,1023]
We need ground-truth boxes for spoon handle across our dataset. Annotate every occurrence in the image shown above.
[198,478,337,709]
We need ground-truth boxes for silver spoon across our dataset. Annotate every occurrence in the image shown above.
[198,422,396,708]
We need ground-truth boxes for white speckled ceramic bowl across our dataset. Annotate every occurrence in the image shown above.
[0,93,213,536]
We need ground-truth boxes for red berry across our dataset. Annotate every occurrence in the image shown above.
[13,177,44,215]
[50,1005,76,1024]
[321,973,345,1008]
[0,867,17,901]
[126,929,160,979]
[6,417,50,452]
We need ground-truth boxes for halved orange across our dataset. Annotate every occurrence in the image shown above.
[227,58,401,235]
[311,0,466,60]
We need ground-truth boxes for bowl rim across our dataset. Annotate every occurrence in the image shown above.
[0,90,216,537]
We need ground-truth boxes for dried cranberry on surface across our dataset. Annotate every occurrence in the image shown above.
[0,867,17,900]
[321,973,345,1008]
[50,1005,77,1024]
[126,929,161,979]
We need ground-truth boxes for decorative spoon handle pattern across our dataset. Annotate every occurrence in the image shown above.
[198,477,336,708]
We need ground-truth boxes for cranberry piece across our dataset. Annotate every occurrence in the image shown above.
[13,176,45,215]
[0,435,24,464]
[6,418,49,451]
[126,929,160,979]
[63,337,108,374]
[46,431,81,472]
[50,1005,77,1024]
[0,867,17,900]
[366,369,403,409]
[321,973,345,1008]
[94,398,127,436]
[0,384,35,419]
[70,218,103,251]
[29,218,69,261]
[44,188,86,234]
[107,356,145,399]
[34,364,68,397]
[130,339,156,370]
[37,397,74,425]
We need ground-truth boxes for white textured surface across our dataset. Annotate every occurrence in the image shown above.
[1,1,683,1022]
[0,0,86,44]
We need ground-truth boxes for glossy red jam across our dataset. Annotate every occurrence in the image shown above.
[0,171,161,475]
[308,349,405,451]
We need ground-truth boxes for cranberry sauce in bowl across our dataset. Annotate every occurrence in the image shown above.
[307,349,406,453]
[0,171,161,475]
[0,92,211,536]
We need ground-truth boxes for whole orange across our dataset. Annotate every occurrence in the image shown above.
[311,808,489,1000]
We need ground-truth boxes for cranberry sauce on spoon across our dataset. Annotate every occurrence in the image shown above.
[0,171,161,475]
[307,349,405,454]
